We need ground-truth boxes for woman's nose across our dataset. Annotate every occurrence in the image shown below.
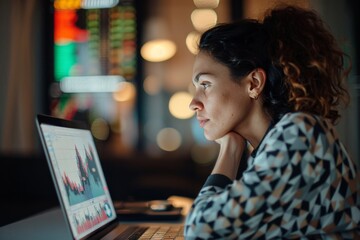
[189,98,203,111]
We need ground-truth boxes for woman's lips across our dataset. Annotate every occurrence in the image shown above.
[197,118,209,128]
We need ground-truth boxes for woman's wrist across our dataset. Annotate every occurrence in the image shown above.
[212,134,245,179]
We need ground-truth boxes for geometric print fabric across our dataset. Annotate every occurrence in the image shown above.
[184,112,360,239]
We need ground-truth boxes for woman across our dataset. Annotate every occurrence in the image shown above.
[185,5,360,239]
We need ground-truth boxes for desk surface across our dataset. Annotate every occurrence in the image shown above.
[0,206,187,240]
[0,196,192,240]
[0,208,72,240]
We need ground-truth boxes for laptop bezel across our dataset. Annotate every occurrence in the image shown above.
[36,114,119,240]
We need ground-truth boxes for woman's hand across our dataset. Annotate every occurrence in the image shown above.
[212,132,246,180]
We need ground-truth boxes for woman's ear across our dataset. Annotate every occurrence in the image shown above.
[248,68,266,100]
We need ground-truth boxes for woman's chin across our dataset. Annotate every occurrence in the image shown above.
[204,132,222,141]
[203,133,214,141]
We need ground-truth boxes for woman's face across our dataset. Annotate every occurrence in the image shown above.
[189,51,253,140]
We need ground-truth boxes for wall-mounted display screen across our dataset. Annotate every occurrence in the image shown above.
[54,0,136,89]
[51,0,138,152]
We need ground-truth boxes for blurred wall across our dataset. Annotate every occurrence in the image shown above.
[310,0,359,166]
[0,0,46,154]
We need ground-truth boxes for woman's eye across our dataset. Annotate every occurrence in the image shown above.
[200,82,209,89]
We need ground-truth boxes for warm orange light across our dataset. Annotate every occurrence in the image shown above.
[54,0,81,10]
[169,92,194,119]
[141,39,177,62]
[191,9,217,32]
[112,82,136,102]
[186,31,201,55]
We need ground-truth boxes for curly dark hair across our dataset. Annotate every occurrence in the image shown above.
[198,5,350,124]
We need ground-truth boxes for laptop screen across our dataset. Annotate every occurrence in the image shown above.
[37,116,117,240]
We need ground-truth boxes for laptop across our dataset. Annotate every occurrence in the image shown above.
[36,114,184,240]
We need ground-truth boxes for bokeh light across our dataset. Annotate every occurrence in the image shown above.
[91,118,110,140]
[191,144,218,165]
[156,128,182,151]
[186,31,201,55]
[191,9,217,32]
[143,75,162,95]
[169,92,194,119]
[141,39,177,62]
[112,82,136,102]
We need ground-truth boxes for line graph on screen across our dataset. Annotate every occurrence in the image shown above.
[50,132,105,206]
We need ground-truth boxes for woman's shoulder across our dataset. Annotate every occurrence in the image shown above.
[278,112,323,125]
[274,112,333,134]
[261,111,336,151]
[252,112,341,167]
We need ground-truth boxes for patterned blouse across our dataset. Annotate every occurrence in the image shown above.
[184,112,360,239]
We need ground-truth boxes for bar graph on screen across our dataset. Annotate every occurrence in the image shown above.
[72,201,113,235]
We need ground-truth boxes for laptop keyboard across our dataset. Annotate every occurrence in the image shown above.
[123,225,184,240]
